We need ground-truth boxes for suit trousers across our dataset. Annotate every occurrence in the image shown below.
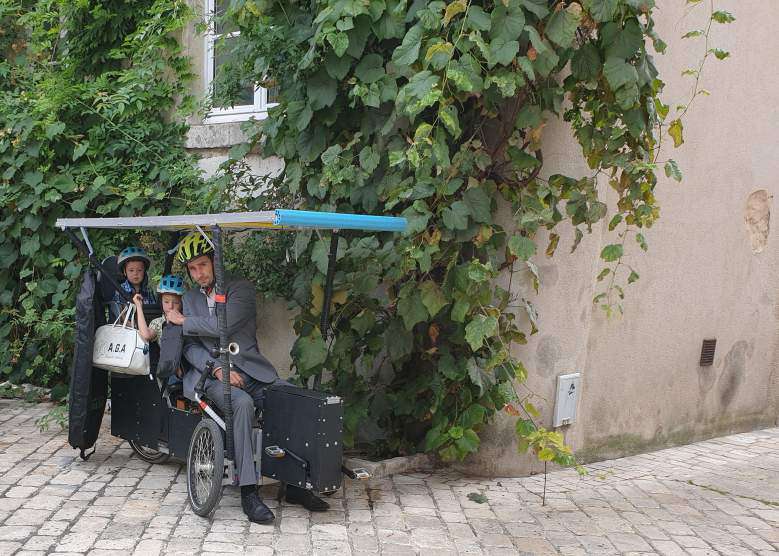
[204,370,290,487]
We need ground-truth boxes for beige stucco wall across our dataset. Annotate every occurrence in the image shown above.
[456,0,779,476]
[184,1,779,476]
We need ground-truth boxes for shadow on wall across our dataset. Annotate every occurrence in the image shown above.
[580,338,771,464]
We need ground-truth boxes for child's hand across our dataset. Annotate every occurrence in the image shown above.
[132,293,144,306]
[166,308,185,325]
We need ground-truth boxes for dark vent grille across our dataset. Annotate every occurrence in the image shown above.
[700,339,716,366]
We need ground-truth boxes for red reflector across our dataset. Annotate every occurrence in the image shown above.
[214,294,226,303]
[199,401,208,410]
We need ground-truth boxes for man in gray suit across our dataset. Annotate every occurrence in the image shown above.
[166,231,328,523]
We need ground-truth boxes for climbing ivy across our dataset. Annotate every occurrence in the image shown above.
[216,0,734,464]
[0,0,204,386]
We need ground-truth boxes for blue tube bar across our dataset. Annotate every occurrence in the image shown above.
[274,209,407,232]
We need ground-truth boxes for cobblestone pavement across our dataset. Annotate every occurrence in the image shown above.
[0,399,777,556]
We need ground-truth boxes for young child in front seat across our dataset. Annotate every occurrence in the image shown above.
[134,274,186,381]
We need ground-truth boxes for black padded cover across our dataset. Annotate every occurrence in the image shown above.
[68,270,108,459]
[156,323,183,379]
[98,256,121,306]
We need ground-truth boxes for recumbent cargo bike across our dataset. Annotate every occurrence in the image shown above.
[57,210,406,516]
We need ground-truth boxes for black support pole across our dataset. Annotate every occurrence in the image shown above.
[313,231,339,390]
[212,225,234,460]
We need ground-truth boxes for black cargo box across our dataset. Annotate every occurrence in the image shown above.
[261,385,344,493]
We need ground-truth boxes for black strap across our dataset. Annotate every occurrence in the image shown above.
[79,446,96,461]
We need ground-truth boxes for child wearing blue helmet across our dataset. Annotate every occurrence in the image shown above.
[134,274,185,344]
[113,246,157,308]
[134,274,186,380]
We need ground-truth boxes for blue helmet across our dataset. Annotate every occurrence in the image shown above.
[157,274,185,296]
[117,246,152,271]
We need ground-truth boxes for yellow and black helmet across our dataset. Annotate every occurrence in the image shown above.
[177,232,214,265]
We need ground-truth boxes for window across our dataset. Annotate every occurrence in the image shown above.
[204,0,278,123]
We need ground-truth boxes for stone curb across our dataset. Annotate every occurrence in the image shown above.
[0,381,52,401]
[343,452,434,480]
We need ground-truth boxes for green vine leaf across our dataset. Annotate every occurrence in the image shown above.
[397,289,429,330]
[711,10,735,24]
[710,48,730,60]
[545,4,582,48]
[467,492,488,504]
[391,24,423,66]
[455,428,480,453]
[664,159,682,182]
[293,331,328,372]
[571,43,601,81]
[488,38,520,68]
[466,358,493,397]
[425,42,454,70]
[307,70,338,110]
[600,244,623,262]
[603,19,643,60]
[584,0,619,23]
[636,233,648,251]
[466,6,491,32]
[465,315,498,351]
[462,187,492,223]
[355,53,385,83]
[603,57,639,91]
[460,404,487,428]
[420,280,449,318]
[490,2,525,42]
[508,235,536,261]
[442,201,470,230]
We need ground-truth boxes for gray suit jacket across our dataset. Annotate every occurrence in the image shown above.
[181,276,278,400]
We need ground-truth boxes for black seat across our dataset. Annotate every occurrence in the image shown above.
[166,381,184,399]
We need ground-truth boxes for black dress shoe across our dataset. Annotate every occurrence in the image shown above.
[285,484,330,512]
[241,490,275,523]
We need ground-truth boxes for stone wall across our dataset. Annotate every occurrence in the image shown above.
[182,0,779,475]
[454,0,779,476]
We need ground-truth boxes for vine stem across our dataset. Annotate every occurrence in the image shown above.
[603,225,631,315]
[676,0,716,123]
[72,98,169,166]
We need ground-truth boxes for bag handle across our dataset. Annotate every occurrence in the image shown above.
[112,303,136,330]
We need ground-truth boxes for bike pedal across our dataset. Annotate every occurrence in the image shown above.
[264,445,285,458]
[352,467,371,480]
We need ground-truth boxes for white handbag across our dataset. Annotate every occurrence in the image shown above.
[92,304,150,376]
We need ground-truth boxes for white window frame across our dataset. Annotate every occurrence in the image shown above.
[203,0,277,124]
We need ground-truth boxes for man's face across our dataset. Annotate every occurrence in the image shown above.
[186,255,214,288]
[124,260,146,287]
[161,293,182,316]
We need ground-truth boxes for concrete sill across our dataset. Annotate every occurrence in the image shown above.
[185,121,250,150]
